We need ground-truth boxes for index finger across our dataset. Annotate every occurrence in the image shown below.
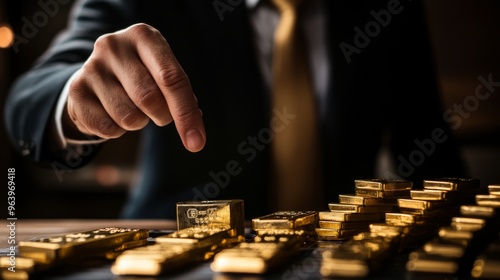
[130,24,206,152]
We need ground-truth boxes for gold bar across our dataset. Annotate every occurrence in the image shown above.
[338,194,397,205]
[410,189,457,201]
[438,226,474,240]
[176,200,245,237]
[112,243,201,275]
[355,188,410,198]
[321,254,370,278]
[406,258,458,274]
[318,211,382,222]
[423,239,465,258]
[450,217,486,232]
[19,228,148,264]
[398,207,452,216]
[156,227,238,249]
[488,185,500,196]
[423,178,480,191]
[460,205,497,218]
[315,228,365,240]
[328,204,396,213]
[397,199,448,210]
[104,239,149,260]
[476,195,500,207]
[252,211,318,230]
[354,179,413,190]
[472,256,500,278]
[385,213,424,226]
[210,234,303,274]
[319,221,372,230]
[369,223,411,235]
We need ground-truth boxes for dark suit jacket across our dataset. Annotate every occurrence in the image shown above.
[5,0,465,219]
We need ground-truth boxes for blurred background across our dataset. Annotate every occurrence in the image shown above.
[1,0,499,219]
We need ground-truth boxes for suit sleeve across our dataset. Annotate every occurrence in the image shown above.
[4,0,135,168]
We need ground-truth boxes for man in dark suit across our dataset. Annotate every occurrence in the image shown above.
[5,0,465,219]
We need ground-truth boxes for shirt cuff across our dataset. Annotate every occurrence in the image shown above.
[54,69,108,148]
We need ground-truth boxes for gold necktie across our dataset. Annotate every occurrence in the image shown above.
[271,0,323,211]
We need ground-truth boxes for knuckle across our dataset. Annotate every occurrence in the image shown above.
[174,105,199,126]
[94,33,119,52]
[128,23,159,40]
[158,68,190,92]
[118,107,148,130]
[132,85,160,107]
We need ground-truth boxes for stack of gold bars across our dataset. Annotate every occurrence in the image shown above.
[3,180,500,279]
[211,211,318,273]
[319,178,483,278]
[407,183,500,279]
[316,179,411,241]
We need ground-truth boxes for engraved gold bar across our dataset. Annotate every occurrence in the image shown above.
[338,194,397,205]
[176,200,245,237]
[328,204,396,213]
[251,211,318,230]
[319,221,372,230]
[318,211,382,222]
[19,228,148,264]
[423,178,479,191]
[355,188,410,198]
[354,179,413,190]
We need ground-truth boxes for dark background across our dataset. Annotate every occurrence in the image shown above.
[0,0,499,219]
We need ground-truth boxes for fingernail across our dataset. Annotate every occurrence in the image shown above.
[186,129,205,152]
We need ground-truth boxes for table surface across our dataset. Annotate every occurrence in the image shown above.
[0,220,472,280]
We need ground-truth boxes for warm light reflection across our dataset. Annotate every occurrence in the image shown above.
[0,25,14,48]
[95,164,120,187]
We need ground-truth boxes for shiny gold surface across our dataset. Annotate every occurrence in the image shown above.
[156,227,236,248]
[410,189,456,201]
[18,228,148,264]
[438,226,474,240]
[461,205,497,218]
[319,220,372,230]
[369,223,411,235]
[355,188,410,198]
[315,228,365,239]
[176,200,245,237]
[423,239,465,258]
[397,199,448,210]
[210,233,303,274]
[488,185,500,196]
[251,211,318,230]
[328,204,396,213]
[476,195,500,207]
[318,211,382,222]
[354,179,413,190]
[385,213,424,226]
[112,243,199,275]
[338,194,396,205]
[450,217,486,232]
[423,178,480,191]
